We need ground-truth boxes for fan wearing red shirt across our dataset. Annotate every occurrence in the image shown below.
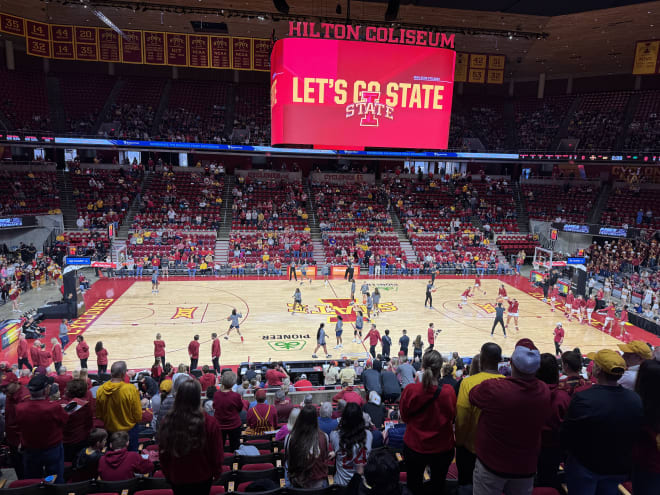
[17,334,31,370]
[603,304,616,334]
[459,287,472,309]
[76,335,90,369]
[246,389,278,435]
[1,371,30,478]
[400,350,456,495]
[265,362,289,388]
[332,384,364,406]
[362,324,382,359]
[553,323,564,356]
[29,341,41,369]
[293,373,313,392]
[153,334,166,365]
[188,335,200,371]
[51,338,63,373]
[586,296,597,325]
[95,342,108,375]
[198,365,216,392]
[550,285,559,312]
[211,333,221,374]
[506,298,520,332]
[427,323,439,351]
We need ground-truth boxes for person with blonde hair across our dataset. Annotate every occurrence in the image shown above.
[399,350,456,494]
[275,405,300,441]
[51,338,63,373]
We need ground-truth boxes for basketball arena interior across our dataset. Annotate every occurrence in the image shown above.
[0,0,658,494]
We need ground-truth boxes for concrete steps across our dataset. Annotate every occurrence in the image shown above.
[216,239,229,264]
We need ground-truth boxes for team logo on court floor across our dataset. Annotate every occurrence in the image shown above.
[287,298,398,322]
[171,307,198,319]
[474,302,496,314]
[267,340,307,351]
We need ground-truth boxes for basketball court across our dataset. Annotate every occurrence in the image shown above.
[46,275,658,370]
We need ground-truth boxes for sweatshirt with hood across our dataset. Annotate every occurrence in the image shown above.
[98,448,154,481]
[95,380,142,432]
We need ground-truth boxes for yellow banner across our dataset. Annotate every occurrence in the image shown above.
[469,53,487,69]
[488,55,505,70]
[468,68,485,84]
[454,52,468,82]
[632,40,660,75]
[487,69,504,84]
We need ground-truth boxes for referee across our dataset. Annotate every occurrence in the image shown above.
[424,280,434,308]
[491,302,507,337]
[344,261,354,280]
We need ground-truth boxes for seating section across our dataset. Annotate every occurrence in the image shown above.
[313,182,392,233]
[228,231,313,265]
[514,96,575,150]
[566,92,632,150]
[58,72,115,134]
[624,90,660,151]
[322,233,403,264]
[71,170,141,228]
[127,231,216,259]
[0,68,50,131]
[410,232,495,270]
[450,98,508,150]
[471,180,519,233]
[50,230,110,260]
[601,187,659,230]
[0,171,60,215]
[156,79,229,143]
[101,77,166,139]
[496,234,540,256]
[521,182,600,223]
[133,171,224,230]
[232,178,308,231]
[233,83,270,145]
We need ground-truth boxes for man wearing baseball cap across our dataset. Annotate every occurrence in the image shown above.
[469,338,551,493]
[561,348,643,494]
[617,340,653,390]
[15,373,69,482]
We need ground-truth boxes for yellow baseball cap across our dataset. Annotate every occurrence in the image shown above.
[159,379,173,392]
[618,340,653,360]
[587,349,626,376]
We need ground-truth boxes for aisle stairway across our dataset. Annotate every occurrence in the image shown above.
[305,183,327,268]
[512,181,530,233]
[56,170,78,229]
[215,239,229,265]
[389,210,417,262]
[588,183,611,224]
[117,172,152,238]
[217,175,235,241]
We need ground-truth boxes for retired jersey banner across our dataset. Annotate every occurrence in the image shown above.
[632,40,660,75]
[51,25,74,60]
[26,20,50,58]
[144,31,166,65]
[454,52,469,82]
[188,35,210,68]
[99,28,121,62]
[0,13,24,36]
[74,27,98,61]
[271,38,455,150]
[210,36,231,69]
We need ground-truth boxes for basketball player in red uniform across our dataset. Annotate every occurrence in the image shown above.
[573,295,584,323]
[498,284,508,301]
[586,295,597,325]
[458,287,471,309]
[603,303,616,334]
[549,285,559,312]
[506,298,520,332]
[553,322,564,356]
[474,276,486,295]
[618,305,629,338]
[565,290,575,321]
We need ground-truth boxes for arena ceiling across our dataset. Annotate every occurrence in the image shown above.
[1,0,659,79]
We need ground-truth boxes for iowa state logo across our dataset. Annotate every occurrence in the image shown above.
[287,298,397,322]
[345,91,394,127]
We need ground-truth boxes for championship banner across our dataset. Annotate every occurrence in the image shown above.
[0,13,24,36]
[51,25,74,60]
[121,30,143,64]
[253,38,272,71]
[99,28,121,62]
[144,31,166,65]
[271,38,455,150]
[188,35,210,68]
[454,52,469,82]
[632,40,660,75]
[232,37,252,69]
[166,33,188,66]
[74,27,98,61]
[210,35,231,69]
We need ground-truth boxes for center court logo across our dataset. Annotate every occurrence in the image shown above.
[287,297,398,322]
[345,91,395,127]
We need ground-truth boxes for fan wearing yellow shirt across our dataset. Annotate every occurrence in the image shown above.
[455,343,504,488]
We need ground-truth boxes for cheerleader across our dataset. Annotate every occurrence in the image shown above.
[9,283,20,312]
[506,298,520,332]
[291,288,303,313]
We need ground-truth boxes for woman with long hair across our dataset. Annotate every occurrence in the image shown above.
[633,357,660,493]
[95,341,108,374]
[399,350,456,495]
[312,323,330,359]
[275,406,300,442]
[330,402,373,486]
[285,405,334,488]
[412,335,424,361]
[158,379,224,495]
